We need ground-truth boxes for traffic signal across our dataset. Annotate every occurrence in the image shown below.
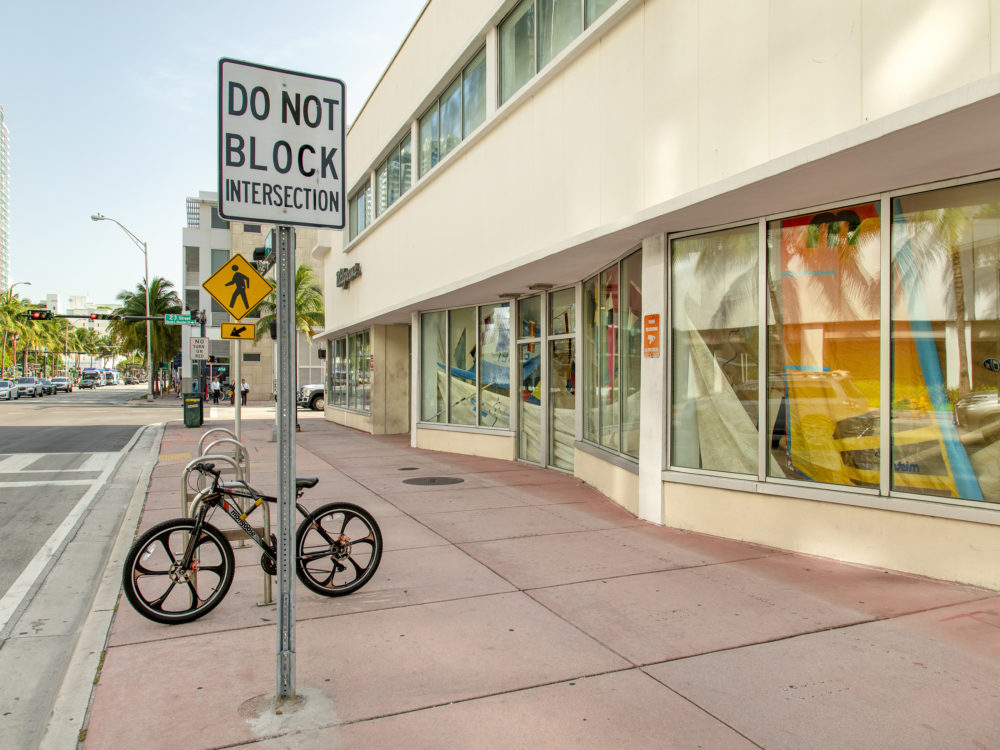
[27,309,53,320]
[89,313,120,321]
[208,355,216,363]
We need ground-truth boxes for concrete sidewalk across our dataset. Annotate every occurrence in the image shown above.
[79,413,1000,749]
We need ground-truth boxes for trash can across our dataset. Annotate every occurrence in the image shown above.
[183,392,203,428]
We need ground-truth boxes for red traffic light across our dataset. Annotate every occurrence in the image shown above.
[28,309,53,320]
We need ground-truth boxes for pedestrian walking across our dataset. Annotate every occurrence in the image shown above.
[211,378,220,404]
[240,378,249,406]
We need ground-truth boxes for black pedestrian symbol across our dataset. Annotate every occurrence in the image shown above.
[225,265,250,310]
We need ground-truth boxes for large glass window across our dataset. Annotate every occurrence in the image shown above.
[449,307,478,425]
[583,250,641,456]
[347,330,371,413]
[672,226,759,473]
[767,204,880,488]
[479,303,511,428]
[331,338,347,407]
[500,0,535,104]
[421,311,446,422]
[538,0,581,68]
[585,0,616,26]
[419,106,439,178]
[439,77,463,161]
[463,49,487,137]
[892,181,1000,503]
[348,183,371,240]
[421,302,511,428]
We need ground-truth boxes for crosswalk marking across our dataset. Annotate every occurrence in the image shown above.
[0,453,120,484]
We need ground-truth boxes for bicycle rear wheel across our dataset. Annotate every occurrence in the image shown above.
[122,518,235,624]
[295,503,382,596]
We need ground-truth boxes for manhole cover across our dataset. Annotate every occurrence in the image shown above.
[398,467,420,471]
[402,476,464,486]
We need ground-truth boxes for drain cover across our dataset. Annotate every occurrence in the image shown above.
[398,467,420,471]
[402,476,464,486]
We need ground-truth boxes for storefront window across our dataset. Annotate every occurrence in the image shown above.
[672,226,758,473]
[583,249,641,456]
[500,0,535,104]
[621,251,642,457]
[331,338,346,407]
[449,307,478,425]
[766,203,881,487]
[892,181,1000,503]
[421,303,512,429]
[421,311,446,422]
[479,303,511,428]
[347,330,371,413]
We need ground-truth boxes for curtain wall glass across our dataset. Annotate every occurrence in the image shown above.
[463,49,487,137]
[419,107,439,177]
[439,77,463,161]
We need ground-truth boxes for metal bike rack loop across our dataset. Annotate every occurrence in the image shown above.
[203,438,251,484]
[197,427,238,455]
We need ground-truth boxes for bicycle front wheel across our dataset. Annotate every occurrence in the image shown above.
[296,503,382,596]
[122,518,235,624]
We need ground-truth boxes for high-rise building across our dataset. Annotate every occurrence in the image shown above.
[0,106,10,292]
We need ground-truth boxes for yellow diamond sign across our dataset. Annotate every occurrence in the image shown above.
[202,253,272,321]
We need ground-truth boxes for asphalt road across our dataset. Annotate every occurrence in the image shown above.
[0,384,167,749]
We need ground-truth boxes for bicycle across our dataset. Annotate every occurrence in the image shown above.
[122,462,383,624]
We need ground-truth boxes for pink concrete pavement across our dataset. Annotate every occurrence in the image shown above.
[82,414,1000,749]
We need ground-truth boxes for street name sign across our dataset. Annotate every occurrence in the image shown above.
[202,253,272,320]
[218,58,345,228]
[164,314,195,325]
[190,336,208,360]
[221,322,257,341]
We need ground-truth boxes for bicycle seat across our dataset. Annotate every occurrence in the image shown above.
[296,477,319,489]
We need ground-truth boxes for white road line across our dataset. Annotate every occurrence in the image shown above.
[0,454,43,471]
[0,481,96,487]
[0,451,129,631]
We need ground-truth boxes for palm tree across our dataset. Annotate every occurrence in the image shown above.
[110,277,182,395]
[1,292,28,375]
[253,264,324,343]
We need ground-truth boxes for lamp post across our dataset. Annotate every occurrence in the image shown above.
[3,281,31,377]
[91,213,153,402]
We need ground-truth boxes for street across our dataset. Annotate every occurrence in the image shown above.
[0,384,171,749]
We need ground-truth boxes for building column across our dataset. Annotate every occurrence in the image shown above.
[638,233,667,525]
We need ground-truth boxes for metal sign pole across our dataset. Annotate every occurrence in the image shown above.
[234,339,242,442]
[275,225,296,698]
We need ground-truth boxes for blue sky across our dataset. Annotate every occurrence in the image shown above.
[1,0,426,306]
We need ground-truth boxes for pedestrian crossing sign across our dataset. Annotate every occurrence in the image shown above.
[202,253,272,321]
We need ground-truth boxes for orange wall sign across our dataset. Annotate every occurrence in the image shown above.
[643,314,660,358]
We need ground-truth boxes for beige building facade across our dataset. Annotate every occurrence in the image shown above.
[316,0,1000,589]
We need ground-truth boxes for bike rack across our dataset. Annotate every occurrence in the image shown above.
[180,447,274,607]
[203,438,251,484]
[197,427,238,455]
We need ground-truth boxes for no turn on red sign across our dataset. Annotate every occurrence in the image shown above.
[218,58,345,228]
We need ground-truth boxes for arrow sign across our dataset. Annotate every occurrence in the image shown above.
[221,322,256,341]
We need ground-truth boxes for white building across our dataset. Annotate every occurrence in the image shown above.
[316,0,1000,590]
[181,192,325,397]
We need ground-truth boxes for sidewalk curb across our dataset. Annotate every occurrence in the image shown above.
[39,422,166,750]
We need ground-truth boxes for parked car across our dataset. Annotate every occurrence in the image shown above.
[17,376,44,398]
[954,390,1000,432]
[40,378,57,395]
[0,380,18,400]
[297,383,325,411]
[124,376,136,385]
[79,376,99,389]
[51,376,73,393]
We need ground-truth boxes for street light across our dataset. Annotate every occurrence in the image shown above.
[3,281,31,377]
[91,213,153,402]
